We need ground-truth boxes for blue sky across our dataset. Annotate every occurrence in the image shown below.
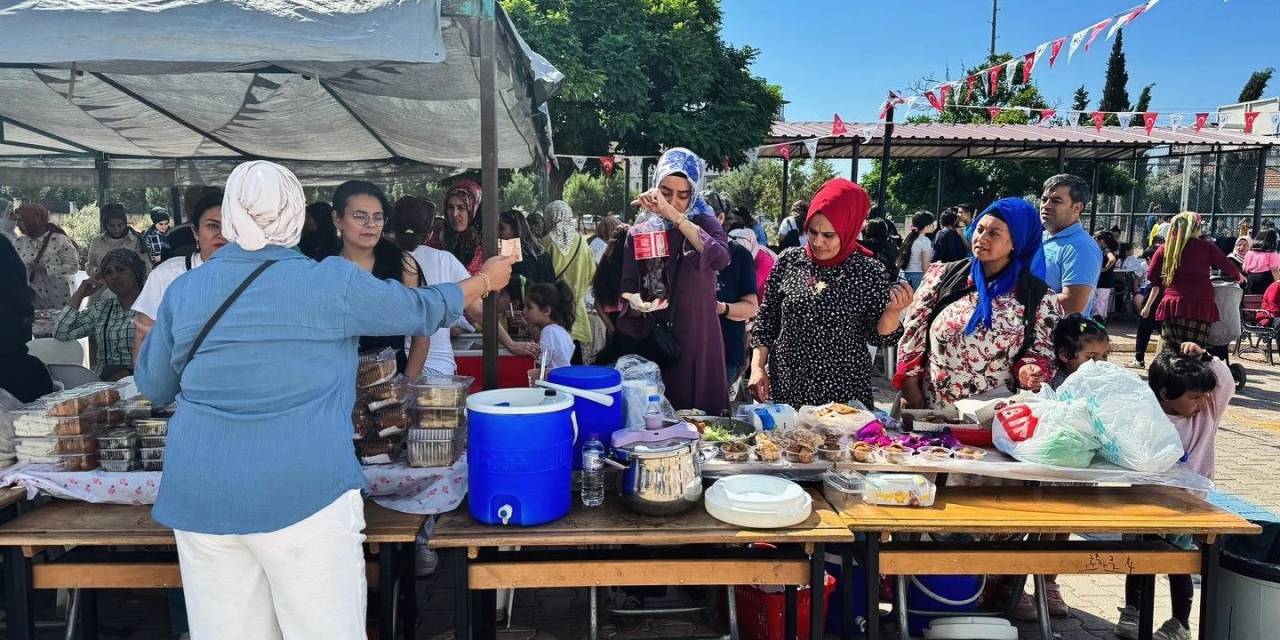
[721,0,1279,124]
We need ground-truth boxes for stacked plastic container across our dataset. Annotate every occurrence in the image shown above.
[13,382,124,471]
[354,348,409,464]
[95,396,169,472]
[406,375,473,467]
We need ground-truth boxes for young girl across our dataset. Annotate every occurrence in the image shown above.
[525,281,578,370]
[1048,313,1111,388]
[1114,342,1232,640]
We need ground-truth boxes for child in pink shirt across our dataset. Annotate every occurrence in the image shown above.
[1115,342,1232,640]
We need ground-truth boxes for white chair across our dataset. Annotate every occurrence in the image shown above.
[46,364,100,390]
[26,338,84,367]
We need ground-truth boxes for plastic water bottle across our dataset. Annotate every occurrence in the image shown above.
[580,434,605,507]
[643,393,665,429]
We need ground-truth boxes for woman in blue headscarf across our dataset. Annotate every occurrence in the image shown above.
[611,148,731,414]
[896,197,1062,410]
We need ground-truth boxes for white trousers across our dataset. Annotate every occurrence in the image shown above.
[174,490,368,640]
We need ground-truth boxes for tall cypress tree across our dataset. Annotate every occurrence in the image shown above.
[1134,84,1154,115]
[1072,85,1090,126]
[1099,31,1130,126]
[1238,68,1274,102]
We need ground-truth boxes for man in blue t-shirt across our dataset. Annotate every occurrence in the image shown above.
[1040,174,1103,316]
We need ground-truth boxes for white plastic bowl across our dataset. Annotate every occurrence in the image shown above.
[923,616,1017,640]
[703,474,812,529]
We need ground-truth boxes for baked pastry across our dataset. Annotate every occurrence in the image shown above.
[352,405,375,439]
[375,405,411,430]
[357,349,397,388]
[96,429,138,450]
[17,435,98,456]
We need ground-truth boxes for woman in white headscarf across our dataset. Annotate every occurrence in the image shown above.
[544,200,596,350]
[135,161,514,640]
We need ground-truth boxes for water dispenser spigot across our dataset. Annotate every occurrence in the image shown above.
[498,504,513,525]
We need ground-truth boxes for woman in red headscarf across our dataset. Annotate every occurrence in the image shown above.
[749,179,914,409]
[432,179,485,274]
[13,203,81,311]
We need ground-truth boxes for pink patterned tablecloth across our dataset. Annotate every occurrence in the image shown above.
[0,456,468,516]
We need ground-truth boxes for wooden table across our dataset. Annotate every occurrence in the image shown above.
[0,499,428,640]
[833,485,1261,640]
[431,488,854,640]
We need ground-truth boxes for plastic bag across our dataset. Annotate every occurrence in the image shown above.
[993,399,1099,468]
[614,355,676,430]
[1055,360,1184,472]
[734,403,799,432]
[797,402,880,435]
[0,388,19,462]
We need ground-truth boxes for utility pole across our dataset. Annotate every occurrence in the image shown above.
[989,0,998,58]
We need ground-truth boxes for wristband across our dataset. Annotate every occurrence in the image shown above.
[477,272,491,299]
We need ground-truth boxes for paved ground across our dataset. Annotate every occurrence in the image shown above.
[13,320,1280,639]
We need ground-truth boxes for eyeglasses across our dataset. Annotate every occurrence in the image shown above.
[350,212,385,227]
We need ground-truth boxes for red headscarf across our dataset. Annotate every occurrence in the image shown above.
[804,178,873,267]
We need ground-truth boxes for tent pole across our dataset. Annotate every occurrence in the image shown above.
[479,0,499,390]
[95,154,109,231]
[878,107,894,216]
[623,156,631,220]
[779,156,790,221]
[1253,145,1269,235]
[1209,146,1223,236]
[1056,145,1066,173]
[169,186,182,225]
[851,139,860,181]
[934,159,943,214]
[1089,160,1100,234]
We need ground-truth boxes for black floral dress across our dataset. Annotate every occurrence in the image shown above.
[752,248,902,409]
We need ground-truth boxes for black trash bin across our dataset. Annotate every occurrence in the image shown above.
[1215,521,1280,639]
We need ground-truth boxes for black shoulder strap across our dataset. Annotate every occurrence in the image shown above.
[181,260,278,372]
[919,259,975,371]
[1011,271,1050,366]
[184,253,194,271]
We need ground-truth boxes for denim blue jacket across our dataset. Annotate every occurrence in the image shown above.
[136,243,463,534]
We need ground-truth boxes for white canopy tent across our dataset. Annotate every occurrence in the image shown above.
[0,0,562,185]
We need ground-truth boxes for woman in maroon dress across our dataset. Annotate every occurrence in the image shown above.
[615,148,731,414]
[1142,212,1245,350]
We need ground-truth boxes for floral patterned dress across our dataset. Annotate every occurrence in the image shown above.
[753,248,903,410]
[896,262,1061,410]
[14,231,80,311]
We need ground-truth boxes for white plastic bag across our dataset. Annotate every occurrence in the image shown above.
[797,402,879,435]
[1055,360,1184,473]
[0,388,21,464]
[614,355,676,430]
[993,399,1100,468]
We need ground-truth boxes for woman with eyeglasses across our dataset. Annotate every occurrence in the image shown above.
[332,180,429,375]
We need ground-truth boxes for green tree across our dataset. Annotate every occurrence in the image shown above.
[1238,67,1274,102]
[1099,32,1130,126]
[503,0,782,174]
[562,172,631,220]
[1071,85,1090,126]
[709,158,837,228]
[500,171,538,213]
[1133,83,1154,114]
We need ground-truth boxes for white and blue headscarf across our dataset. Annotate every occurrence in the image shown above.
[652,148,714,223]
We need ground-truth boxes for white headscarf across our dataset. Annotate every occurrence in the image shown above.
[652,147,713,219]
[0,197,15,243]
[545,200,577,253]
[728,228,759,258]
[221,161,306,251]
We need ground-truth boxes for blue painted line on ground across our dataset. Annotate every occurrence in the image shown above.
[1208,489,1280,523]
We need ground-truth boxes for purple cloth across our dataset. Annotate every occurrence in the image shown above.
[617,215,731,414]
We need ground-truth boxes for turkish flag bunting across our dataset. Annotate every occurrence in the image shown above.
[1022,52,1036,83]
[831,114,848,136]
[778,145,792,162]
[1085,18,1110,52]
[1244,111,1262,134]
[987,107,1002,123]
[924,90,943,112]
[1049,37,1066,67]
[965,74,978,102]
[988,64,1003,95]
[1039,109,1056,125]
[1194,112,1209,132]
[600,156,615,176]
[1143,112,1158,135]
[939,83,953,107]
[1091,111,1106,132]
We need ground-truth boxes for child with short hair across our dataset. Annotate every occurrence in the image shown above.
[525,281,578,370]
[1114,342,1233,640]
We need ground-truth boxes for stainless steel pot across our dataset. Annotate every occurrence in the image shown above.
[608,437,703,516]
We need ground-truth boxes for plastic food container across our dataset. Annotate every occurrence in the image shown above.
[719,441,751,463]
[97,428,138,450]
[13,411,97,437]
[375,404,412,430]
[140,447,165,461]
[357,347,397,388]
[954,446,988,461]
[361,375,405,410]
[83,405,126,429]
[849,442,883,464]
[863,473,936,507]
[408,427,456,442]
[141,459,164,472]
[17,452,99,471]
[22,383,123,417]
[784,445,815,464]
[114,396,155,420]
[139,436,166,449]
[410,375,474,408]
[752,443,782,463]
[100,459,141,472]
[817,444,846,462]
[916,446,954,462]
[17,435,98,456]
[99,448,138,462]
[882,445,916,465]
[413,406,464,429]
[704,475,812,528]
[407,439,458,467]
[822,469,867,512]
[134,419,168,436]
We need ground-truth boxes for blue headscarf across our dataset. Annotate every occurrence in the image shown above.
[651,148,713,226]
[964,197,1046,335]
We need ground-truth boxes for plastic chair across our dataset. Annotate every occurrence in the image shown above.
[26,338,84,367]
[46,364,100,390]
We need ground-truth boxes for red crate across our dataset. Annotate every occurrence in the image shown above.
[734,574,836,640]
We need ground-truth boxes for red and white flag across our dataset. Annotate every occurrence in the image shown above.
[987,65,1002,95]
[1091,111,1106,132]
[939,83,954,107]
[1084,18,1111,52]
[778,145,792,162]
[987,107,1003,123]
[1049,37,1066,67]
[1021,51,1036,84]
[1194,112,1209,132]
[831,114,848,136]
[600,155,615,176]
[1108,4,1147,40]
[964,74,978,102]
[1143,112,1158,135]
[1039,108,1056,126]
[1244,111,1262,134]
[924,90,944,113]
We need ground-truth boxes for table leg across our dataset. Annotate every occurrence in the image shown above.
[451,548,470,640]
[894,576,908,640]
[1199,539,1221,640]
[3,546,33,640]
[1137,574,1156,640]
[473,589,496,640]
[589,586,599,640]
[401,543,418,640]
[1032,574,1052,640]
[80,589,99,640]
[865,534,880,640]
[784,586,797,640]
[809,543,825,640]
[378,543,398,640]
[840,547,854,640]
